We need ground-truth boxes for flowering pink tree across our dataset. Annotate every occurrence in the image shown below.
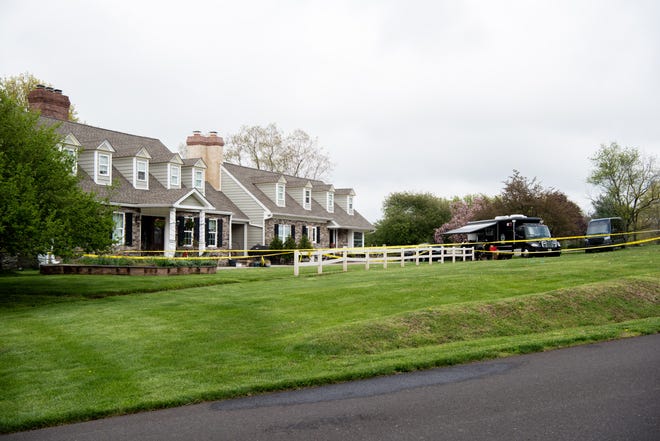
[434,196,490,243]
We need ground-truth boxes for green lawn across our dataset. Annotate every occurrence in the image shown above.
[1,246,659,432]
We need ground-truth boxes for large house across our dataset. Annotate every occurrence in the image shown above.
[29,86,373,257]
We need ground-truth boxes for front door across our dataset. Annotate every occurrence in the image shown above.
[141,216,165,252]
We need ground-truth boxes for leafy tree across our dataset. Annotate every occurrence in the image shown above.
[225,123,333,180]
[436,171,587,241]
[0,72,79,121]
[434,195,491,243]
[367,192,451,245]
[0,90,113,268]
[267,235,284,264]
[588,142,658,231]
[282,235,298,264]
[297,234,313,250]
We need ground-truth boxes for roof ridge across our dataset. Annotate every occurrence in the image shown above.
[40,116,167,145]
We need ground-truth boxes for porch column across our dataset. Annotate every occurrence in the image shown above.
[165,208,177,257]
[198,211,206,255]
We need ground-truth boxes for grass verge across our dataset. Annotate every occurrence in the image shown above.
[0,246,658,433]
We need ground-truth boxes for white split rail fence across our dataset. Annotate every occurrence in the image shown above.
[293,245,474,276]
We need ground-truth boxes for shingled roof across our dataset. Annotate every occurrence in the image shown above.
[43,116,247,220]
[222,162,373,230]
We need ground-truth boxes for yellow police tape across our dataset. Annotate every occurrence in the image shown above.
[84,230,659,261]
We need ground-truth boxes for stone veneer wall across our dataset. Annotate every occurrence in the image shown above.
[264,218,329,247]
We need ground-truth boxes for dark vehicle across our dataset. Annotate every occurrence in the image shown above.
[584,217,626,252]
[443,214,561,259]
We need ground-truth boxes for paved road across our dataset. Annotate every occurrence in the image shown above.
[4,334,659,441]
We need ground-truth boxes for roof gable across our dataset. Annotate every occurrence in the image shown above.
[97,140,116,153]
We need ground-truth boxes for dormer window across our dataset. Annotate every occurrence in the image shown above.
[304,188,311,210]
[327,192,334,213]
[98,154,110,176]
[194,169,204,190]
[63,147,77,174]
[347,196,354,215]
[170,164,180,187]
[136,160,148,182]
[276,183,285,207]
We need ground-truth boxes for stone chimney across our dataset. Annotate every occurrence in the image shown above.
[186,130,225,191]
[27,85,71,120]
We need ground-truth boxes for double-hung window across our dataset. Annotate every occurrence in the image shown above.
[353,231,364,247]
[63,147,77,174]
[347,196,354,215]
[309,225,319,244]
[276,183,285,206]
[99,154,110,176]
[170,165,180,187]
[206,219,218,247]
[182,216,194,246]
[278,224,291,242]
[137,160,148,182]
[303,188,311,210]
[327,192,334,213]
[112,212,125,244]
[194,170,204,190]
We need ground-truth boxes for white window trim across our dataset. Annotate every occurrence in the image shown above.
[347,196,354,215]
[182,215,194,247]
[353,231,364,247]
[327,192,334,213]
[276,183,286,207]
[112,212,125,245]
[207,218,218,247]
[278,224,292,242]
[309,225,319,244]
[136,159,148,182]
[170,164,181,188]
[62,146,77,174]
[194,169,204,189]
[303,188,312,210]
[98,153,110,176]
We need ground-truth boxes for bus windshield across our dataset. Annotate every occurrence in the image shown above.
[524,224,551,239]
[587,220,609,235]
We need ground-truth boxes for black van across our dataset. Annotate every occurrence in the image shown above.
[584,217,626,252]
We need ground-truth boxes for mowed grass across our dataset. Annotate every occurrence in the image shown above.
[1,246,659,432]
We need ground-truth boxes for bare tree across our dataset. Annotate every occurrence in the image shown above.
[225,124,333,180]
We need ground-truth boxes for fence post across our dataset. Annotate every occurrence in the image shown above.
[343,248,348,272]
[415,248,420,266]
[400,249,405,267]
[366,251,370,270]
[429,246,433,265]
[294,250,300,276]
[317,249,323,274]
[383,248,388,269]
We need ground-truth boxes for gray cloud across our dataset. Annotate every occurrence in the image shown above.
[2,0,659,222]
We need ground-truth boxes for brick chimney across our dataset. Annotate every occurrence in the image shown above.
[186,130,225,191]
[27,85,71,120]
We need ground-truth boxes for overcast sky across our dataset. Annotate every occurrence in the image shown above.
[2,0,659,222]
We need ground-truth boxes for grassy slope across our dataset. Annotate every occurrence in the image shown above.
[0,246,658,432]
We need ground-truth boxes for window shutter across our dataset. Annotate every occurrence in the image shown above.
[274,224,279,238]
[194,217,200,241]
[205,218,210,245]
[177,216,185,247]
[302,226,308,237]
[291,225,296,240]
[316,227,321,243]
[125,213,133,246]
[218,219,223,247]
